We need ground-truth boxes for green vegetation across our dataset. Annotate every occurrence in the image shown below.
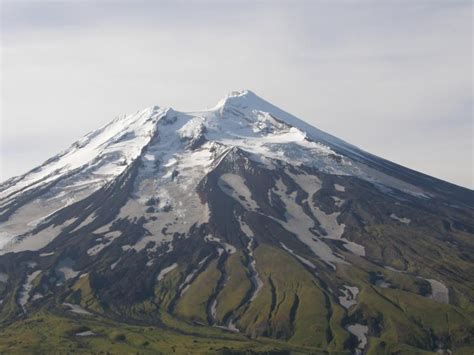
[1,240,472,354]
[236,245,336,349]
[0,310,328,354]
[68,274,103,313]
[215,252,252,323]
[154,263,183,309]
[175,259,221,322]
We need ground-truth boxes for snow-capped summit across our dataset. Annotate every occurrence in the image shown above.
[0,91,472,353]
[212,89,256,109]
[0,90,469,254]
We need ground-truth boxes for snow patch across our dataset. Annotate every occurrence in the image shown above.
[177,118,206,141]
[55,258,79,281]
[76,331,96,337]
[31,293,43,301]
[63,302,92,315]
[338,285,359,309]
[177,256,210,297]
[0,225,65,255]
[239,219,264,302]
[271,178,346,268]
[218,174,259,211]
[310,201,365,257]
[110,259,120,270]
[0,272,9,283]
[204,235,236,254]
[157,263,178,281]
[87,231,121,256]
[39,251,55,257]
[346,323,369,354]
[426,278,449,304]
[390,213,411,224]
[18,270,41,312]
[331,196,345,208]
[384,266,449,304]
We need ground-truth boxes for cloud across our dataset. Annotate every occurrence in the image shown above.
[1,0,472,187]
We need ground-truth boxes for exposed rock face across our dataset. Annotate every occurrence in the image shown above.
[0,90,473,353]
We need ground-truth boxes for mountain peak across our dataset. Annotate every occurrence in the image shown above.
[212,89,259,110]
[225,89,256,99]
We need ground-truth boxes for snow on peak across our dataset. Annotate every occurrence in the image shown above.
[224,89,255,99]
[0,106,169,200]
[1,89,428,207]
[212,89,258,110]
[206,90,359,159]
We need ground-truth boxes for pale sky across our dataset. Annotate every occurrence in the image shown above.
[1,0,473,188]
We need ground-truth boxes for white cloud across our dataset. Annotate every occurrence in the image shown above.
[1,0,472,187]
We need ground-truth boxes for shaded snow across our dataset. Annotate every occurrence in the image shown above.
[157,263,178,281]
[205,235,236,254]
[177,117,205,140]
[271,178,346,269]
[384,266,449,304]
[76,331,96,337]
[110,259,120,270]
[338,285,359,309]
[0,272,8,283]
[18,270,41,312]
[0,223,71,255]
[239,219,263,302]
[87,231,121,256]
[286,171,366,257]
[390,213,411,224]
[375,277,391,288]
[63,302,92,315]
[210,298,218,321]
[177,256,210,297]
[426,278,449,304]
[39,251,55,257]
[31,293,43,301]
[311,206,365,257]
[331,196,345,208]
[55,258,79,281]
[346,323,369,354]
[227,319,240,332]
[115,129,213,251]
[218,174,259,211]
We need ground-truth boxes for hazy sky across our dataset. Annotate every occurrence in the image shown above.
[1,0,472,188]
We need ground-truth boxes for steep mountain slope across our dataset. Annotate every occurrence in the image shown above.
[0,90,473,354]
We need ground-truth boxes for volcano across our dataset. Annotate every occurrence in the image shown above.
[0,90,473,354]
